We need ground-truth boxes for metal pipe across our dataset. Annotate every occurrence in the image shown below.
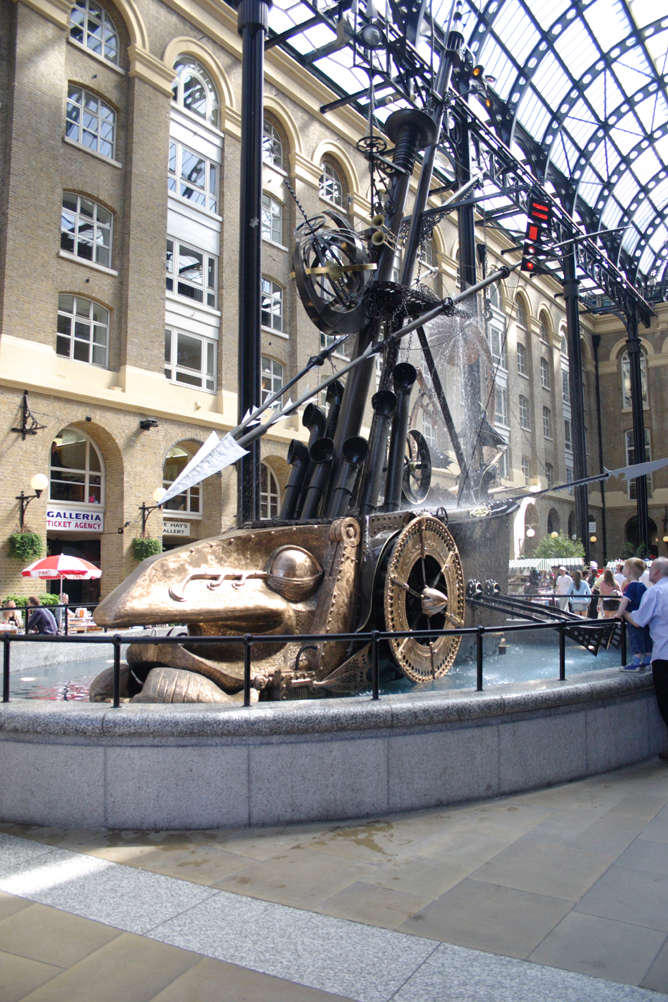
[236,0,272,524]
[592,335,608,564]
[296,404,328,517]
[384,363,417,511]
[358,390,397,515]
[625,302,649,552]
[278,440,310,520]
[476,625,484,691]
[113,636,121,708]
[3,635,9,703]
[559,623,566,681]
[324,379,345,439]
[300,437,334,519]
[243,634,252,707]
[371,629,379,701]
[563,246,590,560]
[329,436,369,518]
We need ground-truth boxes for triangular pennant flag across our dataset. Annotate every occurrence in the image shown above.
[606,457,668,481]
[159,432,248,505]
[160,430,219,503]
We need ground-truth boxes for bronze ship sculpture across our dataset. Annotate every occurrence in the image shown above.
[92,2,522,703]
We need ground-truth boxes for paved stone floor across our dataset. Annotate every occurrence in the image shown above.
[1,757,668,1000]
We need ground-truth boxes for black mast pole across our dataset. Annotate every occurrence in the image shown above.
[562,244,590,561]
[625,300,649,552]
[592,334,608,564]
[236,0,272,525]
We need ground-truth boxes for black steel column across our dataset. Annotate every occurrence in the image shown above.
[236,0,272,525]
[562,247,589,561]
[625,302,649,551]
[592,334,608,564]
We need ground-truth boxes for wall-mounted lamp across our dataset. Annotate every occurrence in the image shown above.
[139,418,159,431]
[117,521,131,535]
[525,527,536,538]
[138,488,167,536]
[590,535,597,544]
[550,531,559,539]
[16,474,49,530]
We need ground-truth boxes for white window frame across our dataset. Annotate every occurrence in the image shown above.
[521,456,530,486]
[263,119,284,170]
[562,368,571,405]
[516,298,527,330]
[319,161,344,206]
[261,278,284,332]
[163,443,203,516]
[61,192,113,269]
[166,238,217,309]
[262,193,284,245]
[50,426,105,506]
[320,331,350,359]
[261,356,284,406]
[66,85,116,160]
[543,406,552,439]
[564,418,572,453]
[172,57,219,129]
[540,357,550,390]
[69,0,119,65]
[539,314,550,344]
[545,462,553,489]
[490,323,508,371]
[519,394,530,430]
[169,140,218,214]
[517,342,527,376]
[261,463,280,519]
[165,327,216,392]
[495,385,509,428]
[57,294,109,368]
[498,445,510,480]
[621,350,648,410]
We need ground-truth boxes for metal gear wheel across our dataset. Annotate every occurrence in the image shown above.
[383,515,465,682]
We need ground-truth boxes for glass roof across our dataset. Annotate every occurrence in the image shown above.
[267,0,668,291]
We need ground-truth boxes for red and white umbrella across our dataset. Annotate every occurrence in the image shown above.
[22,555,101,598]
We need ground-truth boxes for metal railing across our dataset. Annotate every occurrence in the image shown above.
[1,618,628,708]
[6,603,98,636]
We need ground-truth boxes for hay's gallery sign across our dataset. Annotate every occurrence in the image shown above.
[46,508,104,532]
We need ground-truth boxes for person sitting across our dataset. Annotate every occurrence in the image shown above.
[1,600,22,629]
[568,569,591,617]
[26,596,58,635]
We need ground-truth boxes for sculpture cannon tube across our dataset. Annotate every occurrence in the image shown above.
[328,436,369,518]
[358,390,398,515]
[300,437,334,519]
[296,403,328,517]
[279,439,310,520]
[324,379,345,439]
[384,363,417,511]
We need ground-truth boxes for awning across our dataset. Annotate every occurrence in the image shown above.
[509,558,585,572]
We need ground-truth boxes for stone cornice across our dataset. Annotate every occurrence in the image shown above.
[14,0,70,30]
[128,44,176,97]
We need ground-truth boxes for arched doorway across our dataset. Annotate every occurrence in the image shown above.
[547,508,560,535]
[568,511,576,540]
[625,516,657,551]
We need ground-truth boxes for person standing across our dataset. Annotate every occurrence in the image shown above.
[26,596,58,635]
[614,562,626,591]
[615,558,651,670]
[628,557,668,760]
[598,569,621,618]
[568,569,592,617]
[555,566,573,611]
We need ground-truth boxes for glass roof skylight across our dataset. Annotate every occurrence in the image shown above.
[267,0,668,287]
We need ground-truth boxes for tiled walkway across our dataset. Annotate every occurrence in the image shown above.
[1,757,668,1000]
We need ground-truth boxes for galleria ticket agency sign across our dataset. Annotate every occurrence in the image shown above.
[163,520,190,536]
[46,508,104,532]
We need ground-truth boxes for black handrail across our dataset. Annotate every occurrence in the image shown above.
[0,618,629,708]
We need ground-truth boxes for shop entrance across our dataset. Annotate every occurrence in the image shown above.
[46,536,101,604]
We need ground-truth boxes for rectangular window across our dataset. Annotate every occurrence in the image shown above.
[562,368,570,405]
[57,294,108,367]
[490,325,507,370]
[564,419,572,452]
[166,239,217,308]
[626,429,652,500]
[566,465,574,494]
[543,406,552,439]
[261,193,284,245]
[545,462,553,489]
[519,395,530,430]
[521,456,530,486]
[498,446,510,479]
[164,327,216,391]
[495,385,509,427]
[540,357,550,389]
[61,192,113,268]
[66,85,115,160]
[168,140,218,213]
[517,343,526,376]
[261,278,284,332]
[320,331,350,358]
[261,355,283,405]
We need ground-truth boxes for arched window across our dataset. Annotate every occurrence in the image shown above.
[263,118,284,169]
[66,85,116,159]
[516,298,527,329]
[61,192,113,268]
[319,160,343,206]
[539,312,550,343]
[261,278,284,331]
[261,193,283,245]
[69,0,119,64]
[621,350,648,409]
[420,239,436,271]
[260,463,279,519]
[547,507,559,534]
[560,333,568,356]
[487,283,500,309]
[50,427,104,505]
[172,58,219,128]
[57,295,109,367]
[163,441,202,514]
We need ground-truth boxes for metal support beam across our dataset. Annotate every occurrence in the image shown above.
[236,0,272,525]
[592,334,608,565]
[625,302,650,552]
[562,248,589,561]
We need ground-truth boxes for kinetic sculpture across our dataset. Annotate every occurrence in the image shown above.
[92,1,520,703]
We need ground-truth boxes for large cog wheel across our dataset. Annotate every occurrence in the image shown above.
[383,515,465,682]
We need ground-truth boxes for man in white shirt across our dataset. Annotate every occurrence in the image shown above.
[631,556,668,761]
[614,563,626,590]
[555,566,573,611]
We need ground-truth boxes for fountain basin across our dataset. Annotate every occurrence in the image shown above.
[0,669,663,830]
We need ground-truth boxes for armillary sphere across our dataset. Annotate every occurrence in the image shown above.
[402,429,432,504]
[384,515,465,682]
[292,210,375,335]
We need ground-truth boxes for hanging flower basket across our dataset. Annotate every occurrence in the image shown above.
[131,537,163,562]
[7,531,43,562]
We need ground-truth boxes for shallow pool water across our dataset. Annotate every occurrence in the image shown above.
[8,630,624,701]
